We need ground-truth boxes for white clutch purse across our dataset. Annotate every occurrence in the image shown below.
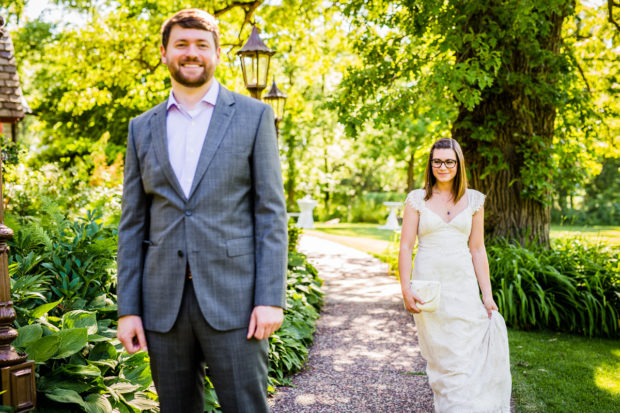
[410,280,441,312]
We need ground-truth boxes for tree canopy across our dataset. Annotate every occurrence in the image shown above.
[2,0,618,241]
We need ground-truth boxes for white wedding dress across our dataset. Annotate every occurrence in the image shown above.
[406,189,512,413]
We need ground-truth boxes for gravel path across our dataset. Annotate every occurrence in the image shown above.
[269,235,434,412]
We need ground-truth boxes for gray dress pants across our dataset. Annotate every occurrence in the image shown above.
[145,277,270,413]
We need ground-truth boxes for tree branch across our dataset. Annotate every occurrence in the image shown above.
[608,0,620,32]
[213,1,263,17]
[573,57,591,93]
[211,1,264,53]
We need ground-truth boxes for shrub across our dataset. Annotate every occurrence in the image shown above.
[488,237,619,338]
[14,305,157,413]
[346,191,404,223]
[8,207,323,412]
[8,207,118,323]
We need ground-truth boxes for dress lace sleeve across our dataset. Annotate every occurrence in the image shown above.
[405,189,425,212]
[468,189,486,213]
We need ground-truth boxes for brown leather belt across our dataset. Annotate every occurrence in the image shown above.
[186,263,192,279]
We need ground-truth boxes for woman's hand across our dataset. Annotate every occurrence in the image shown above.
[402,289,424,314]
[482,294,498,319]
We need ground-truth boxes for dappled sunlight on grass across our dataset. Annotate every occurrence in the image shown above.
[594,348,620,396]
[509,329,620,412]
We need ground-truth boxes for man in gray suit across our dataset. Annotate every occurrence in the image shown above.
[116,9,287,413]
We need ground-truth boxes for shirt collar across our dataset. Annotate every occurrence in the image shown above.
[166,79,220,111]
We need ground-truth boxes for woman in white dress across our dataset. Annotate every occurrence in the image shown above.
[399,138,512,412]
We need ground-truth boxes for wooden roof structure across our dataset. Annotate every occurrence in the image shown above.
[0,15,27,123]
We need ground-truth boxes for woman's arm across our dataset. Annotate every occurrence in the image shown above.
[399,203,423,313]
[469,206,498,318]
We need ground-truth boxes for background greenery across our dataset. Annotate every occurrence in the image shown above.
[0,0,617,411]
[1,0,617,235]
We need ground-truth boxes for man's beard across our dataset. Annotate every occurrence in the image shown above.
[169,60,213,87]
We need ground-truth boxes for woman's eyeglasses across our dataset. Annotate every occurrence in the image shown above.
[431,159,457,169]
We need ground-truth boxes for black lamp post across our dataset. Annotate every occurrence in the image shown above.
[263,79,287,134]
[236,26,275,99]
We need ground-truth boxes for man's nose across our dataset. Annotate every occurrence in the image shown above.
[186,43,199,56]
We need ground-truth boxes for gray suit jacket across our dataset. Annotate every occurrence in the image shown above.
[116,86,288,333]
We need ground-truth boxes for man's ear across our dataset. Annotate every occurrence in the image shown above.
[160,44,167,64]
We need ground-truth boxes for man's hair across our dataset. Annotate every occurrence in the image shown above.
[161,9,220,49]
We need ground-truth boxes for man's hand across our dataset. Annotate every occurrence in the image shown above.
[247,305,284,340]
[117,315,148,354]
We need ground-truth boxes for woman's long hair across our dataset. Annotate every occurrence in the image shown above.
[423,138,468,202]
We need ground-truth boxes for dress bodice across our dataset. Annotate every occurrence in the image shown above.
[405,188,485,253]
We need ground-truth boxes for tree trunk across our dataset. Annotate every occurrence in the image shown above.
[407,150,415,192]
[452,5,569,246]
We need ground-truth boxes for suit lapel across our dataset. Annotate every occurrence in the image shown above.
[188,86,235,199]
[150,101,187,201]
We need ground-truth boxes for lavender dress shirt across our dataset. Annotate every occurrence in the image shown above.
[166,81,220,198]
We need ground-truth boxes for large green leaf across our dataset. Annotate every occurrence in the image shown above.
[107,382,140,395]
[44,388,86,407]
[31,298,63,319]
[88,294,108,309]
[88,334,112,342]
[62,310,98,335]
[26,335,60,362]
[120,353,152,388]
[14,324,42,348]
[62,363,102,377]
[123,392,159,411]
[89,341,117,362]
[37,376,92,394]
[54,328,88,359]
[88,359,118,370]
[84,393,113,413]
[112,401,133,413]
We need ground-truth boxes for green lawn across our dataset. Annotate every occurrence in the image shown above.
[550,225,620,245]
[305,222,620,412]
[509,329,619,412]
[308,223,620,255]
[306,223,395,256]
[311,223,395,241]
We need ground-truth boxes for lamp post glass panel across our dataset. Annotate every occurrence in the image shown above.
[237,26,275,99]
[263,79,287,132]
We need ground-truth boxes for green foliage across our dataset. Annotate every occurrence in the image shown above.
[488,238,619,338]
[341,192,405,223]
[3,150,122,225]
[287,218,302,253]
[11,294,157,412]
[8,202,323,411]
[553,157,620,226]
[8,208,118,323]
[268,251,324,389]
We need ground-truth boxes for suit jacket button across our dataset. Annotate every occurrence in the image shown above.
[185,210,192,216]
[177,250,184,257]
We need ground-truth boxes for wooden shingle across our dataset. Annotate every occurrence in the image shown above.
[0,16,26,122]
